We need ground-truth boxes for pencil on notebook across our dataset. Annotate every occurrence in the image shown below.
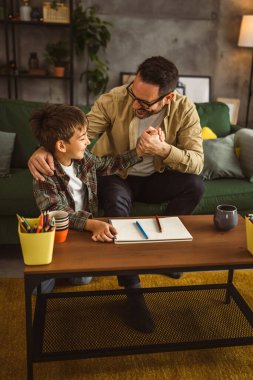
[136,221,149,239]
[155,216,162,232]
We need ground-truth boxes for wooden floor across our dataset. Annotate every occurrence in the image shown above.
[0,245,24,278]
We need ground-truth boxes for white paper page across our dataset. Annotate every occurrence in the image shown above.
[110,217,193,244]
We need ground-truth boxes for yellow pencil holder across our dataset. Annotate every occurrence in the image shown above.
[18,218,55,265]
[245,217,253,255]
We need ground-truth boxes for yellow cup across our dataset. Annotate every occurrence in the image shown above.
[245,217,253,255]
[18,218,55,265]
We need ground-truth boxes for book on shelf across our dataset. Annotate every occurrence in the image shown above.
[109,217,193,244]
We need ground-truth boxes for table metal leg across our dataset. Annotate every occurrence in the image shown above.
[225,269,234,304]
[24,276,36,380]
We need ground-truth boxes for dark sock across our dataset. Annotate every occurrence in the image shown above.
[125,285,155,333]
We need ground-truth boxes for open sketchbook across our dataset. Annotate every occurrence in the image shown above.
[110,217,193,244]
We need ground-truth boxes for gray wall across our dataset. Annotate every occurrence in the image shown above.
[1,0,253,127]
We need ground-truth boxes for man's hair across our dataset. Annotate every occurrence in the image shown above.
[30,104,87,154]
[137,56,179,95]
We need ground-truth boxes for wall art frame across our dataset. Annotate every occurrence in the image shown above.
[120,73,211,104]
[177,75,211,103]
[216,97,240,125]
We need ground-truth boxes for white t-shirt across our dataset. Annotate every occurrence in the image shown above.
[128,107,166,176]
[60,162,84,211]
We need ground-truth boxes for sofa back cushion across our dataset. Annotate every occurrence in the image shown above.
[195,102,231,137]
[0,98,43,168]
[0,99,92,169]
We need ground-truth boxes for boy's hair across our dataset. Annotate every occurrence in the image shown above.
[137,56,179,96]
[30,104,88,154]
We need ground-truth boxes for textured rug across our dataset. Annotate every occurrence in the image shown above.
[1,271,253,380]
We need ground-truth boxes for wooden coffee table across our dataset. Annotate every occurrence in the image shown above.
[24,215,253,380]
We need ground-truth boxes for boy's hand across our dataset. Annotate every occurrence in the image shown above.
[136,145,143,157]
[28,146,55,181]
[85,219,117,242]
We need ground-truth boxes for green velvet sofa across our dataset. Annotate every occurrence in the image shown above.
[0,98,253,245]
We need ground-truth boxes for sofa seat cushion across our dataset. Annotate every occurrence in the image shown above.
[0,169,38,216]
[194,178,253,215]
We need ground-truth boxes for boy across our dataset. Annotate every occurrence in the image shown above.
[30,104,156,333]
[30,103,142,282]
[30,104,144,241]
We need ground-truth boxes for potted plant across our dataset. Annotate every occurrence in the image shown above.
[72,4,112,105]
[44,40,69,77]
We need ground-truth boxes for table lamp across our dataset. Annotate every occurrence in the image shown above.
[238,15,253,127]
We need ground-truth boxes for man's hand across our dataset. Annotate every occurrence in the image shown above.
[28,147,55,181]
[85,219,117,242]
[137,126,171,157]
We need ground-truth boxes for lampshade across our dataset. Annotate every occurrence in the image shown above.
[238,15,253,47]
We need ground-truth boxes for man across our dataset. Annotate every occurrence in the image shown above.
[29,56,204,252]
[28,56,204,331]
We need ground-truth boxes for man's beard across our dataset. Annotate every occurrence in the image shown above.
[135,103,165,119]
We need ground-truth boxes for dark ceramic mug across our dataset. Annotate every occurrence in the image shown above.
[214,204,238,231]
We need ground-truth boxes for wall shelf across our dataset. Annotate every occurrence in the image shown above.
[1,0,74,104]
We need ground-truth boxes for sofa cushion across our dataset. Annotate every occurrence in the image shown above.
[195,102,231,137]
[201,126,217,140]
[202,134,244,180]
[234,128,253,183]
[0,168,38,216]
[0,131,16,177]
[194,178,253,215]
[0,98,42,168]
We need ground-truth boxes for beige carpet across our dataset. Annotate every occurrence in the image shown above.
[1,271,253,380]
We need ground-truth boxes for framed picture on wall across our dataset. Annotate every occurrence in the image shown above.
[216,98,240,125]
[120,72,136,85]
[177,75,211,103]
[176,80,186,95]
[120,73,211,103]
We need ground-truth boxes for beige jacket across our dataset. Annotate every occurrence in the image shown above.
[87,85,204,177]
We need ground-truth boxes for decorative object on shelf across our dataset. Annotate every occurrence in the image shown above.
[28,52,45,75]
[216,98,240,125]
[43,1,70,23]
[44,40,69,77]
[238,15,253,128]
[28,52,39,70]
[20,0,32,21]
[8,60,18,75]
[72,5,112,105]
[31,7,41,22]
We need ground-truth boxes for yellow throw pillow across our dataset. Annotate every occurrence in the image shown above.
[235,147,241,158]
[201,126,218,140]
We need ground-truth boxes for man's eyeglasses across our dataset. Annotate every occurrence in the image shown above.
[126,81,170,109]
